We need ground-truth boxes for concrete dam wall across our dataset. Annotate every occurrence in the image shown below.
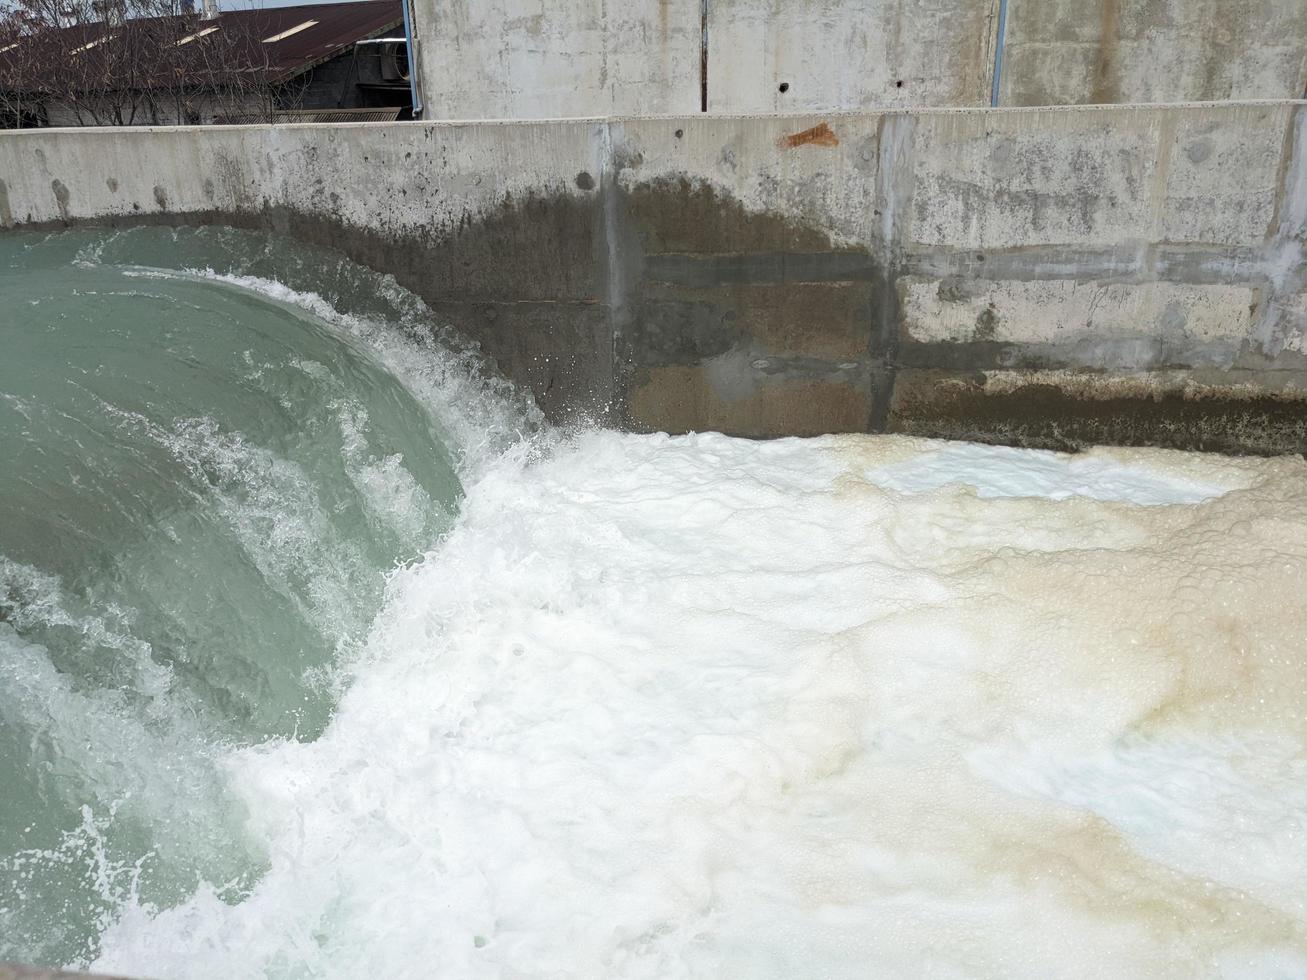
[413,0,1307,118]
[2,100,1306,453]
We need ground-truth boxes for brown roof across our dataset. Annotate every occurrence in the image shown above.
[0,0,403,91]
[232,1,403,76]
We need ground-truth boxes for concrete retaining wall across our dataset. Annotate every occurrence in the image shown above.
[415,0,704,119]
[2,101,1306,453]
[410,0,1307,118]
[705,0,998,113]
[1001,0,1307,107]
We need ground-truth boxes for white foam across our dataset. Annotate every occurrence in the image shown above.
[866,439,1235,504]
[969,732,1307,917]
[87,432,1307,978]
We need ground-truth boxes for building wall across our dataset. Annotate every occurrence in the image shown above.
[2,102,1306,452]
[411,0,1307,119]
[999,0,1307,106]
[45,100,243,127]
[34,48,410,129]
[282,47,414,116]
[43,98,203,127]
[706,0,998,112]
[414,0,703,119]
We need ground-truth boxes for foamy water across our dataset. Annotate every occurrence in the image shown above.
[93,432,1307,979]
[3,228,1307,979]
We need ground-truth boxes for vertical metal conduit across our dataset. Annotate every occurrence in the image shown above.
[401,0,423,117]
[990,0,1009,107]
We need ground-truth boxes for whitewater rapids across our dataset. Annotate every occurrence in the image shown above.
[1,228,1305,979]
[96,432,1307,978]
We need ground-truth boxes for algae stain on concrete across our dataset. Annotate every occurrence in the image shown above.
[50,179,70,222]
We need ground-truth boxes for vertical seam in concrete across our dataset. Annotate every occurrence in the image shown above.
[1267,103,1306,242]
[869,111,916,433]
[1150,109,1181,283]
[599,0,611,109]
[1253,103,1307,353]
[599,118,627,424]
[699,0,709,112]
[1147,108,1175,254]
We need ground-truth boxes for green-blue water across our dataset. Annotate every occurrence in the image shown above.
[0,227,531,966]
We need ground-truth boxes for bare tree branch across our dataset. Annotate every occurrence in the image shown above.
[0,0,279,127]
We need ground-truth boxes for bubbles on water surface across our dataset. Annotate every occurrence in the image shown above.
[84,431,1307,979]
[2,227,1307,979]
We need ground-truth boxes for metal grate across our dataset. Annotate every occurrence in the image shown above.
[214,106,402,124]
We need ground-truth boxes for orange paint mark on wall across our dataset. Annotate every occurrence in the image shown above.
[780,122,839,149]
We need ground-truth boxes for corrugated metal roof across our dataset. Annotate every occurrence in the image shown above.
[241,1,402,77]
[0,0,403,90]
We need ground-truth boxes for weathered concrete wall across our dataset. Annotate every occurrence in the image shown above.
[410,0,1307,118]
[706,0,998,112]
[2,102,1306,453]
[0,119,612,420]
[893,102,1307,450]
[414,0,703,118]
[1000,0,1307,107]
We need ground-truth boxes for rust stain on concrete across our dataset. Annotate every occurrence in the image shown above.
[781,122,840,149]
[1091,0,1121,105]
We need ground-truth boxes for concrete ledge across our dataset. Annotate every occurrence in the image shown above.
[0,966,134,980]
[890,370,1307,455]
[2,102,1306,453]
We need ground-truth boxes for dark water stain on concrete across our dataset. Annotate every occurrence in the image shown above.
[5,173,1307,455]
[260,191,610,423]
[50,179,70,222]
[623,176,834,254]
[616,176,886,433]
[974,304,999,341]
[0,179,12,229]
[890,370,1307,455]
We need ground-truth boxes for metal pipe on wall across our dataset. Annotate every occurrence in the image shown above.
[990,0,1009,107]
[401,0,423,117]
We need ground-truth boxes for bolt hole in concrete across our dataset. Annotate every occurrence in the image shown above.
[778,81,790,93]
[674,127,684,138]
[4,227,1307,978]
[895,79,904,88]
